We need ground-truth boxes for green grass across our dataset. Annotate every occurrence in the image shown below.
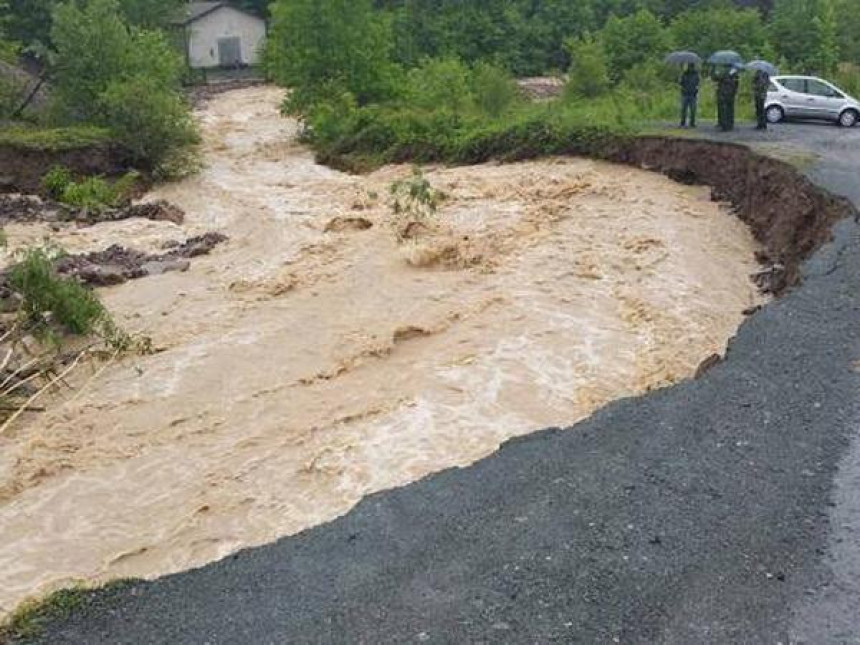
[42,166,139,212]
[0,581,137,643]
[306,76,766,172]
[0,125,113,152]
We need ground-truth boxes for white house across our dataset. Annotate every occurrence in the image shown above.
[178,2,267,69]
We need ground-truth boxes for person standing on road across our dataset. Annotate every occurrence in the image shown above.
[679,63,700,128]
[716,66,740,131]
[753,69,770,130]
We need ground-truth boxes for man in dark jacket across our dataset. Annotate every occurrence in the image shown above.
[716,66,740,131]
[679,63,700,128]
[753,70,770,130]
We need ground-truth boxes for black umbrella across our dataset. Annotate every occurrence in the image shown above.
[745,60,778,76]
[708,50,744,66]
[665,51,702,66]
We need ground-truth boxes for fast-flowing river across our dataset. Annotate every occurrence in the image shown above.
[0,86,765,616]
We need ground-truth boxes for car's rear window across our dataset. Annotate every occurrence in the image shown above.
[780,78,806,93]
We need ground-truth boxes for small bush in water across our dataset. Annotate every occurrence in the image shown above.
[9,246,107,335]
[42,166,138,212]
[390,167,444,221]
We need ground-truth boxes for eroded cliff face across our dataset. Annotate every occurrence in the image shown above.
[607,136,855,291]
[0,140,131,195]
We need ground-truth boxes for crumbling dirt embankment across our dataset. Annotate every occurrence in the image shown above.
[0,143,131,195]
[606,136,856,292]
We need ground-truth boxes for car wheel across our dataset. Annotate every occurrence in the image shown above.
[839,109,859,127]
[766,105,784,124]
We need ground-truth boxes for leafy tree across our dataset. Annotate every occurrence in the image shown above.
[472,62,518,117]
[406,57,473,114]
[118,0,186,29]
[512,0,597,74]
[670,7,767,58]
[234,0,269,16]
[600,9,671,81]
[565,34,611,98]
[49,0,195,166]
[51,0,183,121]
[769,0,825,71]
[268,0,399,114]
[0,0,18,61]
[5,0,58,48]
[811,0,839,74]
[834,0,860,64]
[99,76,197,165]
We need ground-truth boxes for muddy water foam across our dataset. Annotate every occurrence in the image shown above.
[0,86,765,615]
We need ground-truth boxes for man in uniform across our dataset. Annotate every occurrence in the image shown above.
[716,66,740,131]
[679,63,700,128]
[753,69,771,130]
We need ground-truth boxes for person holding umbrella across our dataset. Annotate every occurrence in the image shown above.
[709,51,744,131]
[747,60,778,130]
[679,63,700,128]
[666,52,703,129]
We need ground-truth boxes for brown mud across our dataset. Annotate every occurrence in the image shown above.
[53,233,228,287]
[0,195,184,227]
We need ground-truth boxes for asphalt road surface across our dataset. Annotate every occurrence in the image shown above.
[21,121,860,645]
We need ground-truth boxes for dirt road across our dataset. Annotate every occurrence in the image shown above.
[0,87,764,616]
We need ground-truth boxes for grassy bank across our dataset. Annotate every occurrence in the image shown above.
[0,581,137,643]
[307,80,759,172]
[0,125,113,152]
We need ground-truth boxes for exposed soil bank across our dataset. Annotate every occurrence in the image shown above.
[0,143,132,195]
[0,87,768,617]
[0,195,183,227]
[605,136,855,292]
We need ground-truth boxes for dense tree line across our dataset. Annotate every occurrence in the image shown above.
[267,0,860,116]
[368,0,859,75]
[1,0,196,168]
[2,0,184,48]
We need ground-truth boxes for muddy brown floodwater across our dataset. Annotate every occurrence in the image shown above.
[0,87,766,616]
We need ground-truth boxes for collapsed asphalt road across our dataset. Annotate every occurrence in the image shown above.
[17,123,860,644]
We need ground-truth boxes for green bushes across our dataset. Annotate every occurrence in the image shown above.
[8,246,107,335]
[406,58,473,114]
[98,76,198,167]
[42,166,138,212]
[311,98,632,172]
[0,71,26,119]
[268,0,399,115]
[0,125,112,151]
[472,62,519,117]
[390,167,444,221]
[48,0,197,168]
[564,35,611,99]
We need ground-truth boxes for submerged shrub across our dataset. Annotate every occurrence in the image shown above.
[9,246,107,335]
[390,166,444,221]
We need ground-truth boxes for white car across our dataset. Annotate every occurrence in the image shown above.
[766,75,860,127]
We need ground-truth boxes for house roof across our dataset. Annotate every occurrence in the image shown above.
[176,2,262,26]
